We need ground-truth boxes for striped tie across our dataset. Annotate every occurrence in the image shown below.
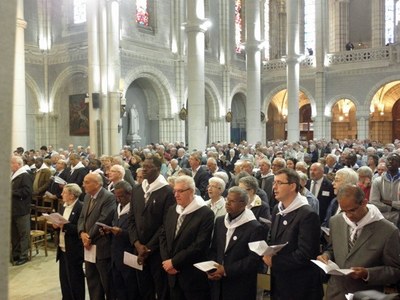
[175,214,185,237]
[348,228,358,251]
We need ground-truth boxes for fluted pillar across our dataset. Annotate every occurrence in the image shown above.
[186,0,206,151]
[13,0,27,149]
[245,0,262,144]
[286,0,300,142]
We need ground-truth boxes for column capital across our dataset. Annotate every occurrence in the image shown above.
[184,18,210,33]
[16,18,27,29]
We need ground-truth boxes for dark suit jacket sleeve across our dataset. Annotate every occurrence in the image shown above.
[272,210,321,271]
[171,209,214,270]
[12,173,32,199]
[224,223,265,278]
[88,193,115,241]
[146,189,176,251]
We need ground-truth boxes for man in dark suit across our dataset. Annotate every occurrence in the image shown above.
[317,185,400,300]
[208,186,265,300]
[324,154,343,175]
[67,153,89,189]
[160,175,214,300]
[55,183,85,300]
[11,156,33,266]
[177,148,189,169]
[106,181,138,300]
[78,173,116,300]
[128,155,175,300]
[189,152,211,199]
[306,163,335,223]
[263,168,323,300]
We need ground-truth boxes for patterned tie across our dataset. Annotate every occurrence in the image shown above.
[175,214,186,237]
[348,227,358,251]
[88,196,95,212]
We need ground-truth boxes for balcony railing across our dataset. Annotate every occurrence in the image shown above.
[263,45,399,71]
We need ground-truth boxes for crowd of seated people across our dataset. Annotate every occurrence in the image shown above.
[11,138,400,299]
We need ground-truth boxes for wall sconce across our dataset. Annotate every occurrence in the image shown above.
[225,111,232,122]
[378,103,385,116]
[282,108,288,119]
[120,94,127,117]
[179,105,187,120]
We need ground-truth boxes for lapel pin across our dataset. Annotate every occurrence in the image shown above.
[283,220,288,226]
[233,236,237,241]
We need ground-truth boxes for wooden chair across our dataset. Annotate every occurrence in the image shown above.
[30,218,48,260]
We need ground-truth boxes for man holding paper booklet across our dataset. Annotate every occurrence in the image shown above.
[316,184,400,300]
[262,168,323,300]
[207,186,264,300]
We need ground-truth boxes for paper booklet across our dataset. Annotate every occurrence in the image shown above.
[311,259,354,276]
[321,226,330,236]
[193,261,219,273]
[42,212,70,225]
[95,222,113,230]
[53,175,67,185]
[248,240,288,256]
[123,252,143,271]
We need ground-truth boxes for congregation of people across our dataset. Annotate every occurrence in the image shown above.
[10,138,400,300]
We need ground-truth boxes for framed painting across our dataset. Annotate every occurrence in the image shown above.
[69,94,89,136]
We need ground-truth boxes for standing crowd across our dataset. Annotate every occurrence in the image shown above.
[10,138,400,300]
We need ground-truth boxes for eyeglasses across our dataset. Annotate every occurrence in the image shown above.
[173,188,191,194]
[273,181,291,186]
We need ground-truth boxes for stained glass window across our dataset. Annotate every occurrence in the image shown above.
[73,0,87,24]
[235,0,243,53]
[136,0,149,27]
[304,0,315,55]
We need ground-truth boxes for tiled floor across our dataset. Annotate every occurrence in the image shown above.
[9,244,62,300]
[8,243,271,300]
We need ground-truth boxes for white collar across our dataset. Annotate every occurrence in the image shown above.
[342,204,384,240]
[224,208,256,230]
[142,175,169,199]
[277,193,309,216]
[176,195,206,216]
[118,202,130,218]
[11,167,28,181]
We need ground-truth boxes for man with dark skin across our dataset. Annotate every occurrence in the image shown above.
[128,156,175,299]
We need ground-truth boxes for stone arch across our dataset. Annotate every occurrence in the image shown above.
[123,66,176,119]
[325,94,360,118]
[205,77,224,120]
[25,73,42,112]
[230,83,247,107]
[365,74,400,108]
[262,84,316,122]
[50,65,88,112]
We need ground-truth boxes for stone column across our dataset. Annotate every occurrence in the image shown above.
[286,0,300,142]
[87,0,101,154]
[338,0,349,51]
[107,0,121,155]
[186,0,206,151]
[357,114,369,140]
[314,0,328,140]
[245,0,262,144]
[0,1,17,297]
[371,0,386,47]
[13,0,27,149]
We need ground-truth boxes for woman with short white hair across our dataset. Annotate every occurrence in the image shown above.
[205,177,226,220]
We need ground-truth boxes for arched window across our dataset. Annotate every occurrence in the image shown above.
[136,0,149,27]
[235,0,244,53]
[304,0,315,55]
[263,0,270,60]
[73,0,87,24]
[386,0,395,44]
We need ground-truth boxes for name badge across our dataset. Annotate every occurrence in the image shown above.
[322,191,330,196]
